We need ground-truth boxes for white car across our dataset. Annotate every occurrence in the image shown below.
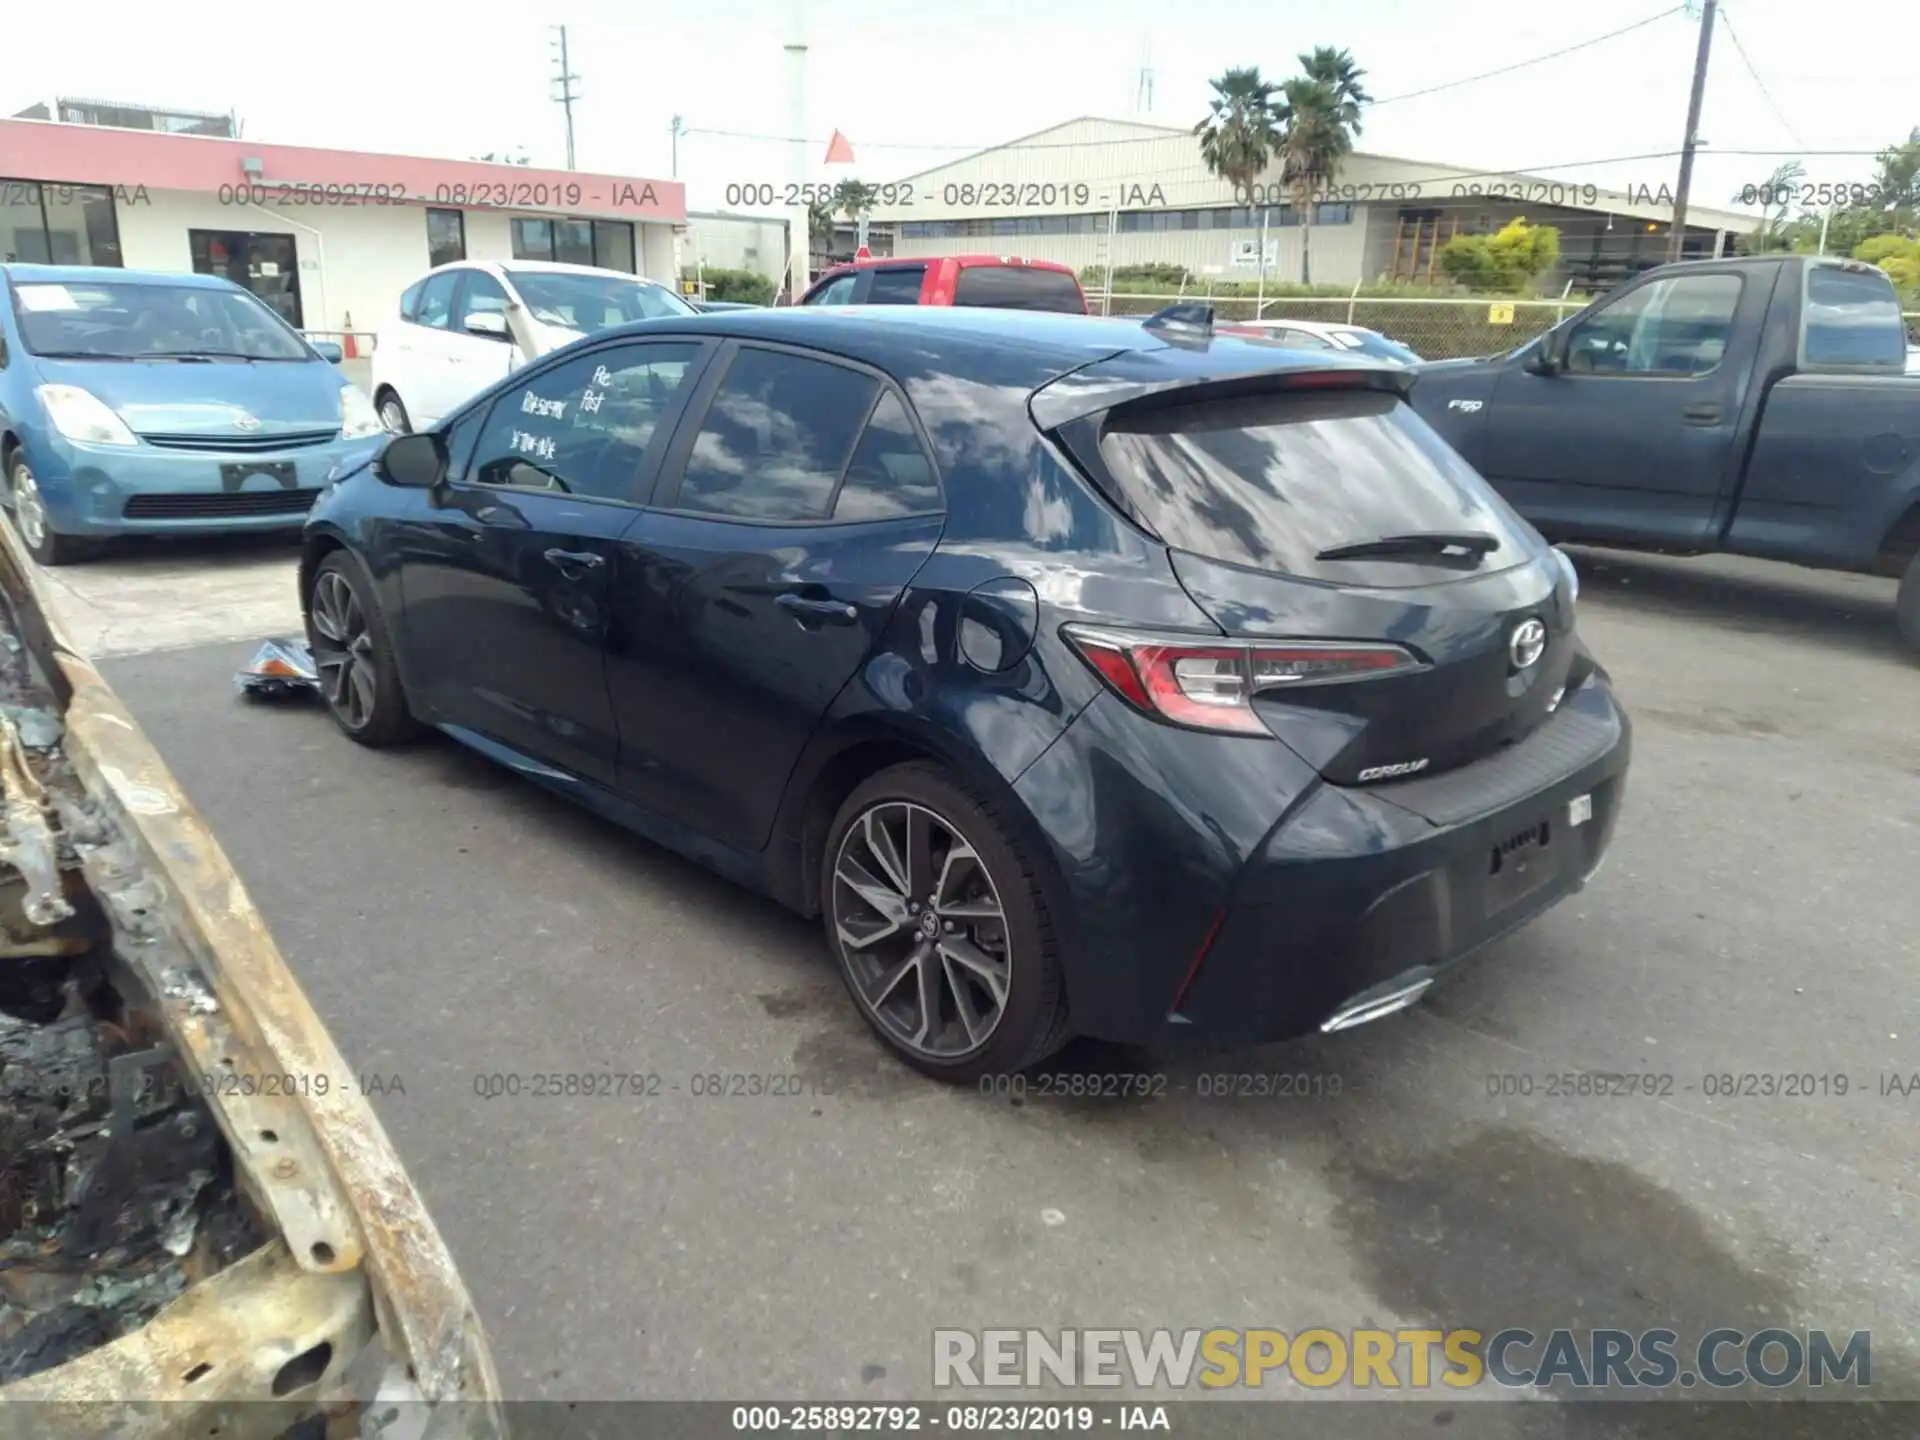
[370,260,697,433]
[1229,317,1424,365]
[1907,345,1919,375]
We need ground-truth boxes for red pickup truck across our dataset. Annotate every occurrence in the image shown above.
[798,254,1088,312]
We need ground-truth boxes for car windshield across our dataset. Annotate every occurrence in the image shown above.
[10,281,313,361]
[506,270,696,332]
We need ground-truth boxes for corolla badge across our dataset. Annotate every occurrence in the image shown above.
[1447,399,1484,413]
[232,412,262,432]
[1510,618,1548,669]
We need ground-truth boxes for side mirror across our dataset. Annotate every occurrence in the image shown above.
[376,432,448,489]
[312,340,344,363]
[1523,333,1562,376]
[464,312,511,339]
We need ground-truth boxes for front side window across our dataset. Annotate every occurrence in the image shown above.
[807,274,858,306]
[467,342,702,502]
[1564,274,1742,376]
[454,271,511,334]
[399,278,426,321]
[415,271,459,329]
[10,280,312,360]
[673,348,880,521]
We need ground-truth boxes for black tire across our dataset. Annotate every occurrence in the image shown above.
[821,761,1072,1084]
[1899,549,1920,657]
[6,452,91,566]
[304,551,422,747]
[375,389,412,435]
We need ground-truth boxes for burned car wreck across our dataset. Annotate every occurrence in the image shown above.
[0,520,502,1439]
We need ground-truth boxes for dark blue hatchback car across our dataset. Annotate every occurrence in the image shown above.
[300,305,1630,1082]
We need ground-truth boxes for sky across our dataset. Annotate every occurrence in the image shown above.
[6,0,1914,216]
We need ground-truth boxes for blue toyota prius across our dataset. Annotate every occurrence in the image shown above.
[0,264,388,564]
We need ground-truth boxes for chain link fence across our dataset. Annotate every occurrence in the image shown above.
[1096,293,1920,363]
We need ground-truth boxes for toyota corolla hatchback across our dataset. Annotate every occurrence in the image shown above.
[300,304,1630,1082]
[0,265,387,565]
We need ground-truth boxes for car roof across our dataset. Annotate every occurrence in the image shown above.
[816,254,1078,277]
[580,306,1401,392]
[0,263,239,289]
[419,260,670,285]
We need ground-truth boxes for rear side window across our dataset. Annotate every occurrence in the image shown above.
[1098,388,1533,587]
[865,266,926,305]
[952,266,1084,313]
[833,391,941,519]
[1802,266,1907,369]
[674,348,878,521]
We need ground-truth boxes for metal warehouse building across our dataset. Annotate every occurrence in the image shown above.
[866,117,1759,293]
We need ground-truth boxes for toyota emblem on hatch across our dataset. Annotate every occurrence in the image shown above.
[1509,618,1547,669]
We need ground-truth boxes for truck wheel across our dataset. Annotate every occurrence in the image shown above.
[6,453,90,566]
[821,762,1072,1084]
[1898,550,1920,656]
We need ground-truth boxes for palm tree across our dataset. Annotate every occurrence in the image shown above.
[807,198,837,254]
[833,180,881,227]
[1194,68,1281,206]
[1279,49,1370,284]
[1741,160,1804,253]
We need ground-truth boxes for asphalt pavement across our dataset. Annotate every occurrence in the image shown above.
[74,545,1920,1424]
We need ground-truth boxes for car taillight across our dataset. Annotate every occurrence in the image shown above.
[1063,625,1421,736]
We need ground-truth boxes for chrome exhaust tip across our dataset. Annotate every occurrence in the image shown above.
[1320,973,1435,1034]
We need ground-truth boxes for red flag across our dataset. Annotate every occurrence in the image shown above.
[824,129,855,164]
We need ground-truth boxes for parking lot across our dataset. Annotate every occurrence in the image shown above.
[39,539,1920,1417]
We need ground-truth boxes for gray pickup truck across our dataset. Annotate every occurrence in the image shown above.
[1408,255,1920,653]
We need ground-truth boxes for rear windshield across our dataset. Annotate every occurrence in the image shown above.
[1801,266,1908,369]
[1098,388,1534,586]
[9,280,312,361]
[951,266,1084,314]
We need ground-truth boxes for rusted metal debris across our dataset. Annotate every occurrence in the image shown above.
[0,517,503,1435]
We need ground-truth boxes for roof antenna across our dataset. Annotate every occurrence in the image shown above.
[1142,302,1214,338]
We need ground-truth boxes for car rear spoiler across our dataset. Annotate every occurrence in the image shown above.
[1029,345,1415,433]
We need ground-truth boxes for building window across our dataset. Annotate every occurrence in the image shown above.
[511,214,636,270]
[0,179,122,265]
[426,208,465,267]
[1314,202,1355,225]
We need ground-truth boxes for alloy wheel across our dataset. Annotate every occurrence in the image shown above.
[379,399,409,434]
[831,801,1012,1058]
[11,463,48,551]
[308,569,378,730]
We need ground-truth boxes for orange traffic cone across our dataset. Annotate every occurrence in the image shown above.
[342,313,359,360]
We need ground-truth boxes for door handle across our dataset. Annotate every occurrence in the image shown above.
[1682,402,1724,425]
[777,593,859,626]
[544,548,606,579]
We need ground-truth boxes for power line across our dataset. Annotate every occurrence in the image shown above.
[1718,8,1806,150]
[1367,8,1685,108]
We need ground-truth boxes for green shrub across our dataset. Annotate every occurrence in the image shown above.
[687,267,775,305]
[1439,219,1561,294]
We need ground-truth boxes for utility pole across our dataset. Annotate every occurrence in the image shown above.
[670,115,684,178]
[1667,0,1717,263]
[551,25,581,170]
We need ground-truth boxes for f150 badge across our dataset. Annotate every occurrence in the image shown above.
[1447,399,1484,413]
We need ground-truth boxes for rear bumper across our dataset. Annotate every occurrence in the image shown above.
[1013,672,1629,1049]
[24,431,382,536]
[1174,676,1629,1044]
